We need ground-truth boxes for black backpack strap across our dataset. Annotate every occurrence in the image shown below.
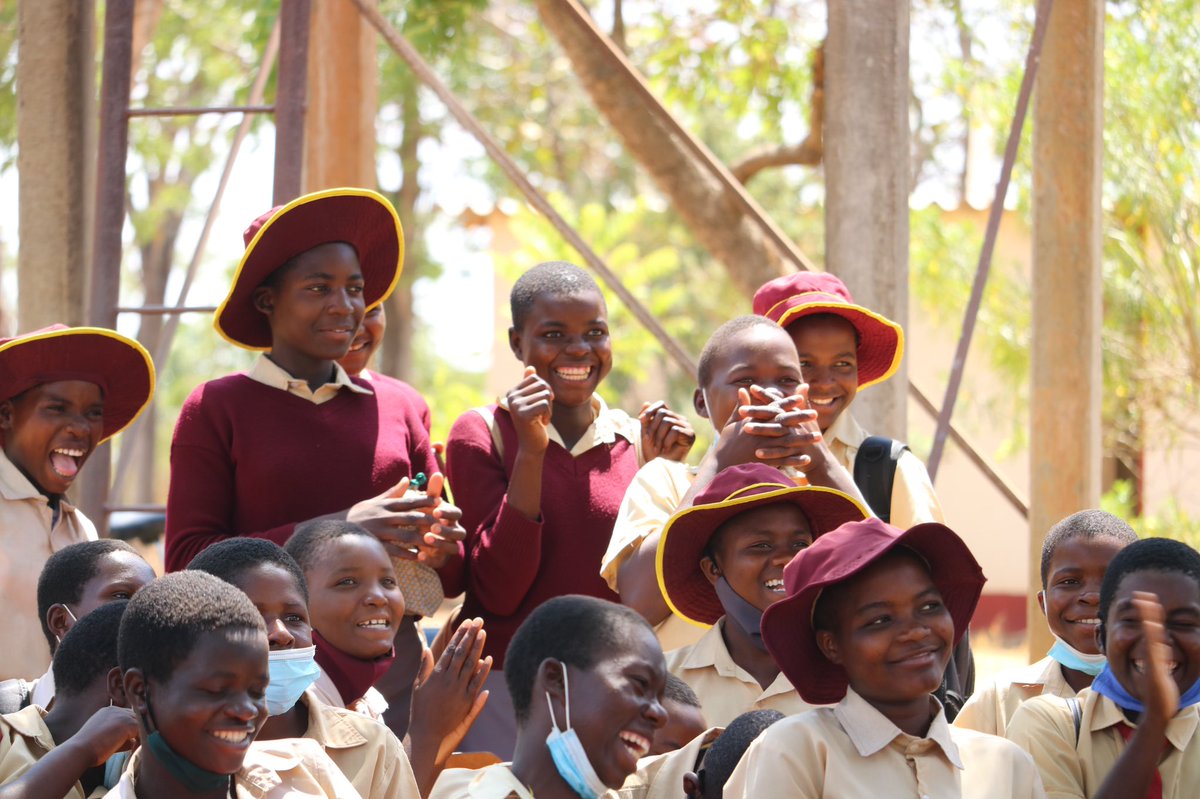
[1067,697,1082,744]
[852,436,908,523]
[0,678,31,715]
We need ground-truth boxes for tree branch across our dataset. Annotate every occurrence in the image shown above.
[731,41,824,184]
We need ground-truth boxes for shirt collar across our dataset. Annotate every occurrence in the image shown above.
[834,687,963,768]
[1009,656,1068,690]
[300,689,368,749]
[0,449,76,512]
[1087,688,1200,752]
[823,411,868,452]
[3,704,55,750]
[680,620,797,700]
[465,764,534,799]
[247,354,373,397]
[496,393,638,455]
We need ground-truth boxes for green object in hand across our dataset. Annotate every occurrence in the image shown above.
[411,472,428,491]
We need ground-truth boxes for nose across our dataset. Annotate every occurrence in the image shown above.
[327,287,361,317]
[1078,588,1101,606]
[770,547,795,568]
[895,613,932,642]
[645,696,668,730]
[804,365,833,387]
[266,617,295,650]
[563,335,590,357]
[225,691,260,723]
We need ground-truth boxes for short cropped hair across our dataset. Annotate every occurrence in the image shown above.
[1099,538,1200,640]
[117,571,265,684]
[1040,509,1138,588]
[697,709,784,797]
[53,600,128,697]
[509,261,603,329]
[505,595,654,724]
[37,539,142,652]
[696,315,785,388]
[664,672,701,709]
[285,519,375,574]
[187,538,309,603]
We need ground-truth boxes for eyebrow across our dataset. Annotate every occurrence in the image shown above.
[300,271,364,281]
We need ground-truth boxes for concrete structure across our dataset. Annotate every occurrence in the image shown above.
[1029,1,1104,659]
[823,2,910,439]
[16,0,94,330]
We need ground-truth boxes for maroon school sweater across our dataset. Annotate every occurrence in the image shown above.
[445,405,640,668]
[164,373,442,573]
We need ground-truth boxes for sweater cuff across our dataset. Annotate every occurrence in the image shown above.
[495,494,543,536]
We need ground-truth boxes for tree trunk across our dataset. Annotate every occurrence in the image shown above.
[534,0,787,298]
[381,78,422,381]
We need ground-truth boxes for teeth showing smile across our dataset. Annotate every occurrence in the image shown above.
[1071,618,1100,625]
[49,448,85,479]
[210,729,251,744]
[1132,658,1180,674]
[764,579,785,593]
[618,731,650,759]
[357,618,390,629]
[809,397,836,407]
[554,366,592,382]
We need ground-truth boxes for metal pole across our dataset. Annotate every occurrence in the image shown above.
[274,0,311,204]
[926,0,1054,481]
[80,0,135,533]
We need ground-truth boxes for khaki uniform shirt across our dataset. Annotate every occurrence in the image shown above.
[429,763,534,799]
[955,656,1076,738]
[103,738,362,799]
[825,412,944,529]
[310,670,389,721]
[724,688,1046,799]
[0,704,101,799]
[247,355,373,405]
[299,689,419,799]
[615,726,722,799]
[1006,687,1200,799]
[664,620,816,728]
[0,450,97,681]
[601,457,705,652]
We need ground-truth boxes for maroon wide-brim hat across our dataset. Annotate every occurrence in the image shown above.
[761,518,985,705]
[657,463,869,627]
[215,188,404,350]
[752,272,904,390]
[0,325,155,442]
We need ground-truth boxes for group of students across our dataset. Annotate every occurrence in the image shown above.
[0,185,1196,798]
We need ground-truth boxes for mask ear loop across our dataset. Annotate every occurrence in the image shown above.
[544,661,571,731]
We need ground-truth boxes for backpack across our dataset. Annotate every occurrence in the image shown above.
[852,435,975,721]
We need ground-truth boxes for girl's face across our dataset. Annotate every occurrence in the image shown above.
[702,503,813,613]
[256,242,366,364]
[0,380,104,496]
[508,290,612,409]
[1103,569,1200,699]
[1039,536,1126,655]
[231,563,312,651]
[816,550,954,709]
[693,326,803,433]
[548,624,668,788]
[787,315,859,432]
[50,550,156,643]
[140,628,269,776]
[339,304,385,378]
[304,535,405,659]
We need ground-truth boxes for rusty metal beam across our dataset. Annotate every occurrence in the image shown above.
[273,0,311,204]
[127,104,274,117]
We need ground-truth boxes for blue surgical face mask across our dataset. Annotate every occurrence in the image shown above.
[1048,634,1107,677]
[103,750,130,789]
[714,577,768,652]
[266,645,321,716]
[545,663,610,799]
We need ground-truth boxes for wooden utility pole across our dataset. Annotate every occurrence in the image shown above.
[1029,1,1104,659]
[16,0,95,330]
[303,0,378,192]
[823,2,910,437]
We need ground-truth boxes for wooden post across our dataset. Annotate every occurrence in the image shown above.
[824,1,910,438]
[1029,1,1104,659]
[303,0,378,191]
[16,0,95,330]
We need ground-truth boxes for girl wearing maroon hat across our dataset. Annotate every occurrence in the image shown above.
[0,325,154,683]
[723,518,1045,798]
[163,188,467,735]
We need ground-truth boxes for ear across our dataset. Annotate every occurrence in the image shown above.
[252,285,275,317]
[508,326,524,361]
[0,400,13,432]
[815,629,842,665]
[1096,622,1106,654]
[682,771,704,799]
[693,388,710,420]
[537,658,566,703]
[46,604,74,644]
[700,555,721,587]
[106,666,129,708]
[122,668,149,719]
[1036,590,1046,617]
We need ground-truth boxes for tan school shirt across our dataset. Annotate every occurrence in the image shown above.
[0,449,97,682]
[310,668,389,721]
[664,619,817,728]
[955,656,1076,738]
[247,355,374,404]
[428,763,535,799]
[0,704,105,798]
[724,687,1046,799]
[614,726,722,799]
[298,689,419,799]
[825,411,944,529]
[103,737,363,799]
[1006,687,1200,799]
